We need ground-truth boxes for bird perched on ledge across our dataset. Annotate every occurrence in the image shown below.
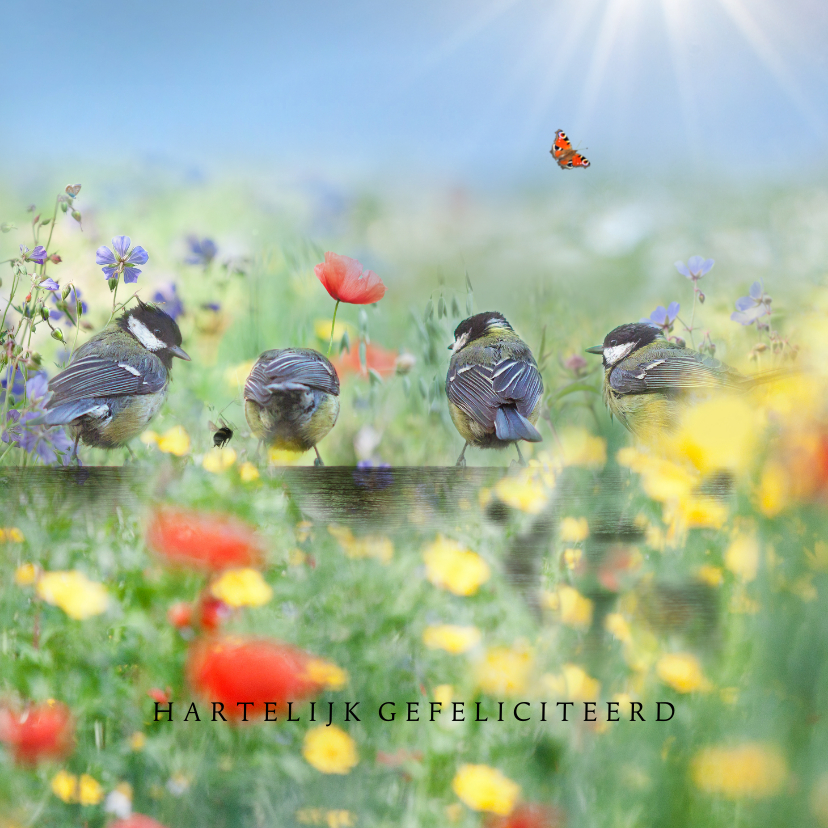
[586,322,779,438]
[42,300,190,459]
[244,348,340,466]
[446,312,543,466]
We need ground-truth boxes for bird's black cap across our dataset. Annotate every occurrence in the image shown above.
[118,300,190,363]
[586,323,664,356]
[451,312,514,349]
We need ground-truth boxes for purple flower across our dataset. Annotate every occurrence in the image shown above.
[675,256,714,280]
[1,366,26,402]
[151,282,184,319]
[40,277,60,292]
[20,245,48,265]
[731,281,772,326]
[96,236,149,283]
[640,301,680,333]
[203,302,221,312]
[185,236,217,268]
[50,287,87,327]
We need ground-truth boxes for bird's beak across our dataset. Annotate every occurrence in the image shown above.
[447,343,454,350]
[168,345,191,361]
[585,345,604,355]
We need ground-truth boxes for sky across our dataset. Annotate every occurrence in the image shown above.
[2,0,827,185]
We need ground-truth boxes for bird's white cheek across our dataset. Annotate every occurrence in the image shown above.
[603,343,635,365]
[452,333,469,353]
[128,316,165,351]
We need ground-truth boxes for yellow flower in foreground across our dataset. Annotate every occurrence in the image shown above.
[560,517,589,543]
[725,532,760,582]
[0,527,25,542]
[423,536,490,596]
[559,427,607,468]
[433,684,453,708]
[78,774,103,805]
[617,447,697,503]
[543,664,601,701]
[225,359,257,391]
[139,430,159,446]
[605,612,632,643]
[14,563,38,585]
[556,585,593,628]
[202,446,237,473]
[691,743,787,799]
[130,731,147,751]
[51,770,79,803]
[476,644,532,696]
[210,568,272,607]
[37,571,108,620]
[423,624,482,654]
[656,653,709,693]
[697,565,724,587]
[494,471,550,514]
[314,318,356,343]
[304,658,349,691]
[452,764,520,815]
[156,425,190,456]
[303,725,358,775]
[238,461,260,482]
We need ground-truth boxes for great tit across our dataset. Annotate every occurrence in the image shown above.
[586,322,770,438]
[42,299,190,457]
[446,312,543,466]
[243,348,340,466]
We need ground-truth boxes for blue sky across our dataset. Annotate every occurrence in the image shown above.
[2,0,827,184]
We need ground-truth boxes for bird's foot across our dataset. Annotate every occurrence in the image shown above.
[313,457,325,467]
[455,457,467,468]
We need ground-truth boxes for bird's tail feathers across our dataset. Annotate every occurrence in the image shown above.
[494,406,543,443]
[40,401,108,426]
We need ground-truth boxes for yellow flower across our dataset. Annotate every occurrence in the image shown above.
[0,527,24,543]
[130,731,146,751]
[758,462,789,516]
[225,359,257,392]
[304,658,349,691]
[617,447,697,503]
[494,470,550,514]
[325,811,355,828]
[329,525,393,563]
[78,774,103,805]
[560,517,589,543]
[697,565,724,587]
[37,571,108,619]
[543,664,601,700]
[691,743,787,799]
[475,644,532,696]
[673,396,762,476]
[302,725,358,775]
[14,563,37,585]
[139,430,159,446]
[656,653,709,693]
[556,585,593,628]
[433,684,453,708]
[314,318,356,343]
[238,461,260,482]
[51,770,79,803]
[725,532,760,582]
[156,425,190,456]
[423,624,482,654]
[202,446,237,473]
[452,764,520,815]
[210,568,272,607]
[559,427,607,468]
[423,536,490,596]
[605,612,632,643]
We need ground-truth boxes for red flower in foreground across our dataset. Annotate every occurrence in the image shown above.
[146,507,264,572]
[0,701,75,765]
[315,252,385,305]
[333,342,398,378]
[168,593,232,633]
[187,637,324,722]
[109,816,169,828]
[485,804,565,828]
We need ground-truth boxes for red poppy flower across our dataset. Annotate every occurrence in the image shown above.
[147,688,170,705]
[485,804,565,828]
[0,701,75,765]
[334,342,398,378]
[168,593,232,633]
[109,816,169,828]
[146,508,264,572]
[314,252,385,305]
[187,636,325,722]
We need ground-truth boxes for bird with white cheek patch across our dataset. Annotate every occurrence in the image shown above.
[41,299,190,461]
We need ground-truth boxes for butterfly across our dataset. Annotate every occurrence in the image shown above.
[550,130,590,170]
[65,184,81,198]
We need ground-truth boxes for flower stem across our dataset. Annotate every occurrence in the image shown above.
[107,281,120,327]
[327,300,341,355]
[687,283,698,349]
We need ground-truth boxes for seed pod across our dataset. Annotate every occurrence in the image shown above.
[71,210,82,226]
[40,307,50,321]
[418,377,428,398]
[108,277,118,292]
[339,329,350,353]
[698,292,705,304]
[437,296,446,319]
[451,296,461,317]
[51,329,65,343]
[60,202,68,213]
[61,285,71,300]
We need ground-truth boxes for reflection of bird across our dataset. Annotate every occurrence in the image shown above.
[586,323,775,438]
[43,300,190,458]
[244,348,340,466]
[446,312,543,466]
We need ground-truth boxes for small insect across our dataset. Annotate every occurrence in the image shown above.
[208,416,234,449]
[550,129,590,170]
[65,184,81,197]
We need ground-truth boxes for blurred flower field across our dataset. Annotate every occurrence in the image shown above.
[1,174,828,827]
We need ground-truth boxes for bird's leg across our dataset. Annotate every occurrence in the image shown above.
[124,443,137,464]
[514,443,526,466]
[313,446,325,467]
[455,443,468,467]
[71,433,80,466]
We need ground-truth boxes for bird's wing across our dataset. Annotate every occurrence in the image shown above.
[244,350,339,405]
[45,355,167,408]
[447,358,543,429]
[609,350,745,396]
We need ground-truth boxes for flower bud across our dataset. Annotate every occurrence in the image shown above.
[40,307,50,321]
[108,277,118,292]
[40,218,51,227]
[32,214,40,225]
[395,352,416,375]
[61,285,71,300]
[50,254,62,265]
[698,292,705,304]
[71,210,82,226]
[51,329,65,343]
[60,202,68,213]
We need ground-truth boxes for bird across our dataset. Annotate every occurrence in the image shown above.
[586,322,778,438]
[446,311,543,466]
[41,299,190,459]
[243,348,340,466]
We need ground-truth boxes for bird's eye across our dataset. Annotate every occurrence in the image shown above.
[610,339,617,347]
[155,329,161,335]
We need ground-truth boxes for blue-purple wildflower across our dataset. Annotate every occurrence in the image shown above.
[731,281,772,326]
[640,301,680,333]
[1,366,26,402]
[186,236,217,268]
[96,236,149,283]
[675,256,714,280]
[151,283,184,319]
[39,277,60,292]
[20,245,48,265]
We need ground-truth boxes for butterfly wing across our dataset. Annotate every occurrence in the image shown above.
[550,129,590,169]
